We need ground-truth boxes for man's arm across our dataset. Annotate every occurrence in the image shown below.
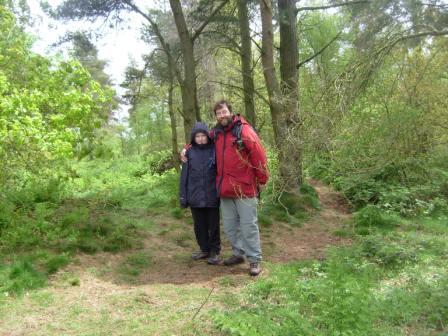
[180,144,191,163]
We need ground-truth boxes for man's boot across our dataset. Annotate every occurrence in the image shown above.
[223,255,245,266]
[249,263,262,276]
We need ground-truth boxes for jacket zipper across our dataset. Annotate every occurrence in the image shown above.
[217,131,226,196]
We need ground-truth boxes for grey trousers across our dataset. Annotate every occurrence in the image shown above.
[220,197,262,263]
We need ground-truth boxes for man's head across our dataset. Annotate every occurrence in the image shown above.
[213,100,233,127]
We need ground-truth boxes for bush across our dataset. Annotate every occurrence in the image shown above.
[360,235,418,268]
[0,260,46,295]
[213,250,377,336]
[213,215,448,335]
[354,205,399,233]
[45,254,70,274]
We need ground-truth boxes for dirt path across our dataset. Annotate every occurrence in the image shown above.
[0,181,352,336]
[63,180,351,285]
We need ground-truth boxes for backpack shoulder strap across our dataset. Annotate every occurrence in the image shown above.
[231,119,245,151]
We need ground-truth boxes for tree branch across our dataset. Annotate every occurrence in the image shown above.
[191,0,229,42]
[297,31,342,68]
[296,0,370,13]
[124,1,183,83]
[251,35,262,52]
[124,2,168,50]
[394,30,448,44]
[373,29,448,59]
[209,80,270,106]
[416,1,448,8]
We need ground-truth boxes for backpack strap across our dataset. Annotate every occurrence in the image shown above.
[232,120,245,151]
[229,116,248,152]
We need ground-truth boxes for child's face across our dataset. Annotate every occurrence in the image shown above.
[195,132,208,145]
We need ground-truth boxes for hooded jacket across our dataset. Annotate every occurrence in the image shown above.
[179,122,219,208]
[211,115,269,198]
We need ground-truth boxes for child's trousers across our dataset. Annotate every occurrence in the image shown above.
[190,207,221,254]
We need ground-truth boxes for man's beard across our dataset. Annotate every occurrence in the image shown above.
[219,116,232,127]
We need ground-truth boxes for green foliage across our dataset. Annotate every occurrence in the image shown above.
[213,250,376,336]
[170,207,184,219]
[353,205,399,234]
[0,5,117,246]
[117,251,152,278]
[0,257,46,295]
[258,183,320,227]
[45,254,70,274]
[213,216,448,336]
[257,212,273,227]
[0,150,182,295]
[379,275,448,330]
[301,12,448,217]
[360,235,418,268]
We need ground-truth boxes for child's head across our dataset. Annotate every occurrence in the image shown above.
[194,132,209,145]
[191,122,211,145]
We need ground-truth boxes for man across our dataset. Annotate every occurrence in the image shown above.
[182,100,269,276]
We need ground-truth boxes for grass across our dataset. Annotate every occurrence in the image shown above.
[7,154,445,335]
[117,250,153,279]
[258,184,320,227]
[211,215,448,336]
[173,231,193,248]
[0,283,222,335]
[0,156,183,295]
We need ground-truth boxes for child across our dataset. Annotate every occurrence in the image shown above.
[179,122,221,265]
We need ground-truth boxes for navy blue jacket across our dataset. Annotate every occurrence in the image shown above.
[179,122,219,208]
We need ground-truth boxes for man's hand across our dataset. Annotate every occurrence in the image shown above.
[180,148,188,163]
[258,184,266,193]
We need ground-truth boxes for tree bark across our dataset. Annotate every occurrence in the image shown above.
[168,77,180,171]
[237,0,256,127]
[259,0,282,144]
[278,0,302,190]
[260,0,302,192]
[169,0,200,142]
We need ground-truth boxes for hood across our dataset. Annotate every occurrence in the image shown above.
[191,122,211,145]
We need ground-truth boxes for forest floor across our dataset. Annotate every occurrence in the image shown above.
[0,181,352,335]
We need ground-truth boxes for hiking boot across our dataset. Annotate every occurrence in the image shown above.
[223,255,245,266]
[249,263,262,276]
[207,252,221,265]
[191,251,209,260]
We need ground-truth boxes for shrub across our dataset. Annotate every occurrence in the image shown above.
[45,254,70,274]
[0,260,46,295]
[354,205,399,233]
[360,235,418,268]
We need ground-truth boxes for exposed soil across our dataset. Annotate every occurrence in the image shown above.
[62,180,352,286]
[1,181,354,336]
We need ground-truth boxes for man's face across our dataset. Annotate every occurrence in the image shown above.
[215,105,233,127]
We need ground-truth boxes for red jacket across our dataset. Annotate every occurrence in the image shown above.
[211,115,269,198]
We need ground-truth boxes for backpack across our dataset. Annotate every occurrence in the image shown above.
[213,115,257,152]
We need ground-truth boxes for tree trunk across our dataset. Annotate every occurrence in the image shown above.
[259,0,282,143]
[169,0,200,142]
[168,79,180,172]
[278,0,302,190]
[260,0,303,192]
[237,0,256,127]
